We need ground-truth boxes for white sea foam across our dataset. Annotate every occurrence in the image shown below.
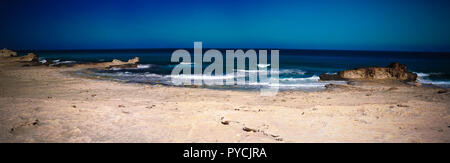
[137,64,152,69]
[168,74,237,80]
[416,72,430,77]
[235,68,306,75]
[257,64,271,68]
[144,73,164,78]
[110,67,122,71]
[246,82,325,87]
[180,62,193,65]
[236,69,268,73]
[414,72,450,87]
[278,69,306,75]
[48,60,76,66]
[279,75,320,81]
[39,59,47,64]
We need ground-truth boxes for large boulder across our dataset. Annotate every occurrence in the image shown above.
[18,53,39,62]
[0,48,18,57]
[320,62,417,82]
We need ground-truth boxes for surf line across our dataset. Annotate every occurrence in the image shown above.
[170,41,280,96]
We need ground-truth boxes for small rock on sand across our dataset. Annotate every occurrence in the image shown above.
[387,87,398,91]
[243,127,258,132]
[221,120,230,125]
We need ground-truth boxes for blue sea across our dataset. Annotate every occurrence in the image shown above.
[20,49,450,91]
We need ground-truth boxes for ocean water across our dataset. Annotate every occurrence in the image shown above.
[22,49,450,91]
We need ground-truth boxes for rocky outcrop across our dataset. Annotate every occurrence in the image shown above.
[110,57,139,65]
[320,62,417,82]
[18,53,39,62]
[0,48,18,57]
[103,57,140,69]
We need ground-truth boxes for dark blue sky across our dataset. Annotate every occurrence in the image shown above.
[1,0,449,51]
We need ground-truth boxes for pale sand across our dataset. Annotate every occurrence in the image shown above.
[0,57,449,143]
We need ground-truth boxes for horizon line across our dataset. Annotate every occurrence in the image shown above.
[10,47,450,54]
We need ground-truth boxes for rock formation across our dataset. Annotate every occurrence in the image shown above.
[320,62,417,82]
[104,57,140,69]
[110,57,139,65]
[0,48,18,57]
[18,53,39,62]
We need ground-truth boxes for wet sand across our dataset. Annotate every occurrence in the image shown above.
[0,57,449,142]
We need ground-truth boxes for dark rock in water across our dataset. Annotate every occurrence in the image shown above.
[320,62,417,81]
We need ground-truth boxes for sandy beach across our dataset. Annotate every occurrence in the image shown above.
[0,57,449,143]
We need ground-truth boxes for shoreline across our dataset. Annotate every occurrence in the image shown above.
[0,57,449,142]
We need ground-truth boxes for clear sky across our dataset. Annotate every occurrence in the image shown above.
[1,0,449,51]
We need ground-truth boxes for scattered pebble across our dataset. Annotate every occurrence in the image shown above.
[221,120,230,125]
[397,104,409,107]
[146,104,156,109]
[118,104,125,108]
[72,105,77,108]
[437,90,448,94]
[32,119,40,126]
[243,127,258,132]
[387,87,399,91]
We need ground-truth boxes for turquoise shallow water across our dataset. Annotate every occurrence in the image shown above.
[21,49,450,90]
